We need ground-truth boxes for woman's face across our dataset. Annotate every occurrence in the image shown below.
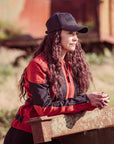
[61,30,78,52]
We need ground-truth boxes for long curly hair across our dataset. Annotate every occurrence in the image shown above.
[19,30,93,100]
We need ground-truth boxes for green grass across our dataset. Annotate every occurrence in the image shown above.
[0,20,23,40]
[0,64,14,84]
[0,109,17,139]
[85,48,114,65]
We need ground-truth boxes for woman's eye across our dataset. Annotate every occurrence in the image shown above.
[68,31,78,35]
[69,31,73,34]
[76,32,79,35]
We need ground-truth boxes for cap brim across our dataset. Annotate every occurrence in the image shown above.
[77,26,88,33]
[62,25,88,33]
[45,25,88,34]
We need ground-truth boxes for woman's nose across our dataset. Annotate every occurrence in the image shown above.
[73,34,78,41]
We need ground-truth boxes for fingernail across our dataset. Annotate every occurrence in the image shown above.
[102,92,104,93]
[101,101,105,105]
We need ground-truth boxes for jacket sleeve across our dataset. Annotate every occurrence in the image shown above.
[27,60,95,117]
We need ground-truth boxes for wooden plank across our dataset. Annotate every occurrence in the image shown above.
[51,106,114,138]
[27,106,114,144]
[62,127,114,144]
[99,0,114,43]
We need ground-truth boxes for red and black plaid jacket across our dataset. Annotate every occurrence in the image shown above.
[11,53,94,133]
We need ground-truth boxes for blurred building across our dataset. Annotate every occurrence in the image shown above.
[0,0,114,44]
[0,0,51,38]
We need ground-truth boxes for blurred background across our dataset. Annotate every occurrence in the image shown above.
[0,0,114,143]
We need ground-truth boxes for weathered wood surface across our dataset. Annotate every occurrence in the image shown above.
[28,106,114,144]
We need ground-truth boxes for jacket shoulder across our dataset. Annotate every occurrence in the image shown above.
[28,53,49,73]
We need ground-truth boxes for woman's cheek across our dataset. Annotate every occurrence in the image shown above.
[61,41,67,49]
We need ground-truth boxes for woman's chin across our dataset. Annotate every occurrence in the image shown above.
[68,46,76,52]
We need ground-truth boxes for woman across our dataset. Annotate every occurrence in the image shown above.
[4,12,109,144]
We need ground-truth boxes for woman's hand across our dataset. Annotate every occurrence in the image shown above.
[87,92,110,109]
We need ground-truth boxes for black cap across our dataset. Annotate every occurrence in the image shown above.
[46,12,88,34]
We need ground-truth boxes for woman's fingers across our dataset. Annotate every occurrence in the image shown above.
[97,102,104,109]
[87,92,110,108]
[97,94,109,98]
